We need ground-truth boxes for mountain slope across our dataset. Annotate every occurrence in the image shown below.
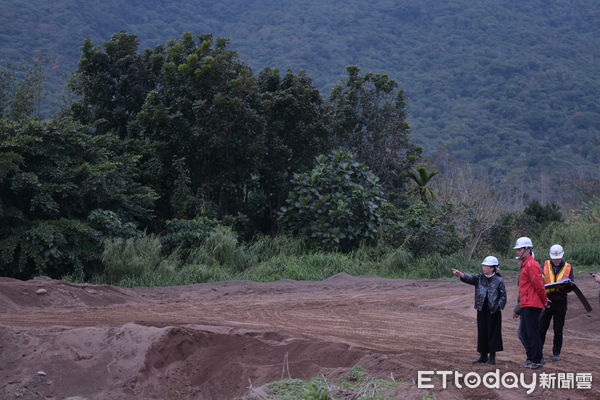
[1,0,598,183]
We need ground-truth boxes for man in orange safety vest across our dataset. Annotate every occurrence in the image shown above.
[540,244,574,363]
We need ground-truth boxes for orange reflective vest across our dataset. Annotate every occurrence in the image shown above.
[543,260,572,294]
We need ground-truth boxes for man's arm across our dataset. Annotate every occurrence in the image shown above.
[530,261,548,304]
[569,265,574,281]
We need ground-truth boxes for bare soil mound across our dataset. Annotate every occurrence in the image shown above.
[0,323,384,400]
[0,277,141,311]
[0,273,598,399]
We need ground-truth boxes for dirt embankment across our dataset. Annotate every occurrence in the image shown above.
[0,273,598,399]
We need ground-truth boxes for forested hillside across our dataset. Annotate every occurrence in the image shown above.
[2,14,599,287]
[1,0,599,186]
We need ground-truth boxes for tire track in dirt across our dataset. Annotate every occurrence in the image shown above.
[1,274,598,399]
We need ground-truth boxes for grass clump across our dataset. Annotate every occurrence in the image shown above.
[408,252,478,279]
[188,225,248,272]
[245,234,307,263]
[345,365,367,382]
[98,232,235,287]
[101,235,165,283]
[239,252,367,282]
[115,264,234,287]
[255,366,406,400]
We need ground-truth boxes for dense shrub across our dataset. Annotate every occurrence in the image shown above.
[483,212,517,256]
[523,200,563,232]
[381,200,462,257]
[0,118,156,280]
[187,225,248,271]
[160,217,218,255]
[87,209,142,238]
[378,248,413,275]
[0,219,101,280]
[279,150,384,251]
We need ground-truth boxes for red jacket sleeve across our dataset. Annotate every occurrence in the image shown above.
[529,260,547,304]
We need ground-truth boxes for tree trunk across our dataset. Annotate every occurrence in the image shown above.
[467,231,483,260]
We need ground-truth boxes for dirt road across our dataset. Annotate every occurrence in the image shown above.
[1,273,598,399]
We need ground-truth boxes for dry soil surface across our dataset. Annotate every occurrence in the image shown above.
[0,272,598,399]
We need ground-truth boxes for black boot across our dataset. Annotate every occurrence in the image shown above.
[472,353,487,363]
[486,353,496,365]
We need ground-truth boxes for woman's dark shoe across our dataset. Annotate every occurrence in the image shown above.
[486,353,496,365]
[472,354,488,363]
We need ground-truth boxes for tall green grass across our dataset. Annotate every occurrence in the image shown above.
[408,252,480,279]
[187,225,248,271]
[537,220,600,267]
[116,264,234,287]
[370,248,413,278]
[101,235,167,283]
[245,234,307,262]
[239,252,367,282]
[90,219,600,288]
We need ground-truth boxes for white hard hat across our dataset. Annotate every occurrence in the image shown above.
[549,244,564,260]
[482,256,499,266]
[513,237,533,249]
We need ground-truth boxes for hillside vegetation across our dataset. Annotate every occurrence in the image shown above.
[1,0,599,184]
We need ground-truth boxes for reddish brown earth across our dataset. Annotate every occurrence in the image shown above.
[0,272,598,399]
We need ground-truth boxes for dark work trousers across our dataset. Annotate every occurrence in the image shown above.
[520,307,543,364]
[518,317,526,348]
[476,299,503,354]
[540,296,568,356]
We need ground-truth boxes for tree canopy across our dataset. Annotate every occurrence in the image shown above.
[0,31,421,279]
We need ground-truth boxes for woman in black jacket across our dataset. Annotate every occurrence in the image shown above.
[452,256,507,365]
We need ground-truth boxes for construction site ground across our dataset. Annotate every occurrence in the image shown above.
[1,272,598,399]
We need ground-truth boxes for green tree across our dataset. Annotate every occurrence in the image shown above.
[2,56,47,120]
[524,200,563,226]
[136,33,265,221]
[256,67,332,234]
[0,65,14,118]
[330,65,421,193]
[380,200,461,257]
[407,166,438,203]
[279,150,384,251]
[69,31,164,137]
[0,117,155,279]
[169,156,197,219]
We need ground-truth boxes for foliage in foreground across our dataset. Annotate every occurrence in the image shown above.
[244,365,407,400]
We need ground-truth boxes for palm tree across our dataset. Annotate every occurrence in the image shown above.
[407,166,438,203]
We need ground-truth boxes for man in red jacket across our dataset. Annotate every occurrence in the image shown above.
[513,236,548,369]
